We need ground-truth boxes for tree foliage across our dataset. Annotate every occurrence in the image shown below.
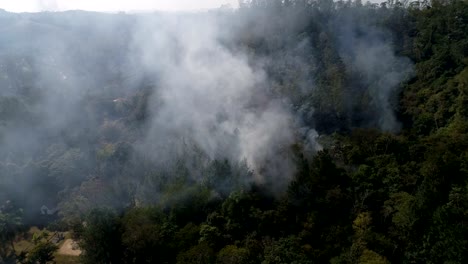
[1,0,467,263]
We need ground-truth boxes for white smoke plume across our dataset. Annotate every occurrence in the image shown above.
[131,13,300,188]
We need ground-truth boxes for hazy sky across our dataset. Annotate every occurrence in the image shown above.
[0,0,239,12]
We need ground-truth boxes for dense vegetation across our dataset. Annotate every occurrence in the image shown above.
[1,0,468,263]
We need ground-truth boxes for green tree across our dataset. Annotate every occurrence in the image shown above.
[0,201,22,264]
[176,242,215,264]
[216,245,249,264]
[23,232,58,264]
[121,207,176,263]
[262,236,312,264]
[79,209,122,264]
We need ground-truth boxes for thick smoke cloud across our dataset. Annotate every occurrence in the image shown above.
[0,4,413,219]
[131,13,299,188]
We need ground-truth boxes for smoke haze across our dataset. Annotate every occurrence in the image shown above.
[0,3,413,221]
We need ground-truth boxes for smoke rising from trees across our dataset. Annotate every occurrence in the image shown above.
[0,2,413,218]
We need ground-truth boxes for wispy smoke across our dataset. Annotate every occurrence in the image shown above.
[334,11,414,132]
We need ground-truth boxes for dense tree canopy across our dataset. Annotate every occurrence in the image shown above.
[0,0,467,263]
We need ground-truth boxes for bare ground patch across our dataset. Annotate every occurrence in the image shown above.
[58,239,82,256]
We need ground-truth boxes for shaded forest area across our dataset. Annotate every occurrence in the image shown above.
[1,0,468,263]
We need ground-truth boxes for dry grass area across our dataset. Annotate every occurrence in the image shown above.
[14,227,81,264]
[54,254,81,264]
[13,226,42,253]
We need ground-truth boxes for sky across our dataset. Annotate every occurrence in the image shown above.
[0,0,239,13]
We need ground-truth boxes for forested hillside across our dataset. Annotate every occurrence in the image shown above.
[1,0,467,263]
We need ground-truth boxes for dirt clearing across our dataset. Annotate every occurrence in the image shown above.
[58,239,81,256]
